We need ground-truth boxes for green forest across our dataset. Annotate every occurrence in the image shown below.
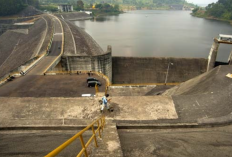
[0,0,193,16]
[192,0,232,20]
[40,0,185,4]
[0,0,39,16]
[40,0,192,7]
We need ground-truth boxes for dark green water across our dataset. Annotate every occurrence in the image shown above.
[75,10,232,62]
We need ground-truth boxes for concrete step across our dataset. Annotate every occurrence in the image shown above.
[89,120,123,157]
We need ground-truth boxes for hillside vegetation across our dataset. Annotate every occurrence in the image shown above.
[0,0,39,16]
[40,0,194,9]
[192,0,232,20]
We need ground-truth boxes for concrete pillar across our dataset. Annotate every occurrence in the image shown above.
[66,57,70,72]
[207,39,220,72]
[107,45,112,53]
[228,50,232,65]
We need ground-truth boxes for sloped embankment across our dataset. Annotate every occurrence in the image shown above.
[61,18,104,56]
[163,65,232,124]
[0,15,53,78]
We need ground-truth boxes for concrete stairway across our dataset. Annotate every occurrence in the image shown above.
[89,120,123,157]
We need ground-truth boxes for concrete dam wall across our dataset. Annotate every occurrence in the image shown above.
[112,57,207,84]
[58,52,112,82]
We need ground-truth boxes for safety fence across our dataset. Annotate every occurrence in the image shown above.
[45,116,105,157]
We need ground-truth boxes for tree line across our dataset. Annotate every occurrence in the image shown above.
[40,0,191,8]
[193,0,232,20]
[206,0,232,20]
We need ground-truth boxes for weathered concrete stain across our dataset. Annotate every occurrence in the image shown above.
[112,57,207,84]
[0,96,178,126]
[109,96,178,120]
[107,141,120,152]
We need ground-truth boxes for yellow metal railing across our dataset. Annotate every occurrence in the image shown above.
[45,116,105,157]
[95,83,99,94]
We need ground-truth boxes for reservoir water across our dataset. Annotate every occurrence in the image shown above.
[75,10,232,62]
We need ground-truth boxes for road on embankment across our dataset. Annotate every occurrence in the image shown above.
[0,15,107,97]
[28,15,63,75]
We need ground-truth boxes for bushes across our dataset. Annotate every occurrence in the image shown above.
[205,0,232,20]
[192,7,199,14]
[94,3,120,12]
[39,5,58,12]
[0,0,40,16]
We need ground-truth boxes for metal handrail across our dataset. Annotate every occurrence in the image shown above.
[95,83,99,94]
[45,116,105,157]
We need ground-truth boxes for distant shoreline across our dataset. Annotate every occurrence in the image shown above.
[192,13,232,26]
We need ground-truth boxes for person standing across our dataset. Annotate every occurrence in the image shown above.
[101,94,110,113]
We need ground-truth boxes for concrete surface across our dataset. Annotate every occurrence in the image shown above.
[28,15,62,75]
[118,125,232,157]
[0,17,48,78]
[38,15,54,55]
[162,65,232,124]
[0,122,122,157]
[0,95,177,127]
[61,52,112,82]
[60,19,76,55]
[108,85,174,96]
[0,130,91,157]
[62,19,104,56]
[107,96,178,120]
[0,74,106,97]
[55,12,92,21]
[112,57,207,84]
[90,121,123,157]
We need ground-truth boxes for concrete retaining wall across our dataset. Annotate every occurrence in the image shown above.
[0,17,34,35]
[112,57,207,84]
[0,24,31,35]
[56,52,112,82]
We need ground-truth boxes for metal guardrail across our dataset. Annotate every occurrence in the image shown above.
[45,116,105,157]
[95,83,99,94]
